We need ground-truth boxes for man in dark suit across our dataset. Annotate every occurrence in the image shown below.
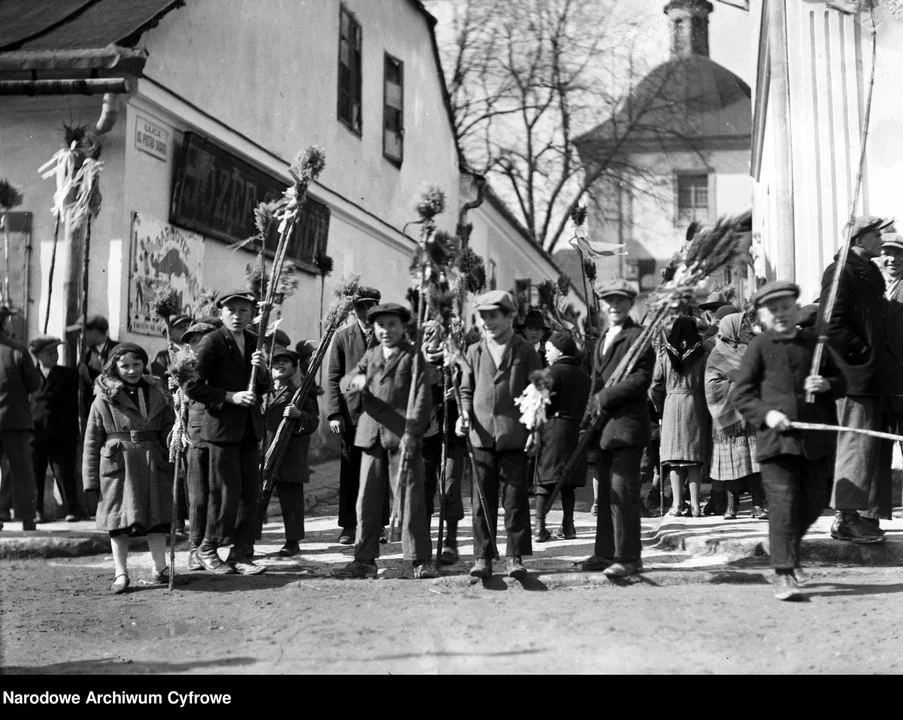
[29,336,82,522]
[877,233,903,520]
[325,285,390,544]
[581,279,654,578]
[185,289,269,575]
[68,314,118,421]
[334,303,435,579]
[819,216,893,543]
[0,306,42,531]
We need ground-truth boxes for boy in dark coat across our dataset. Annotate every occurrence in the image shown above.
[335,303,435,579]
[0,306,41,530]
[325,286,390,544]
[255,346,319,556]
[68,314,118,422]
[458,290,543,579]
[733,281,847,600]
[184,290,269,576]
[531,331,591,542]
[581,279,654,578]
[29,336,83,522]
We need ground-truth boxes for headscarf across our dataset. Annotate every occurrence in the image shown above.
[663,316,703,373]
[704,313,748,433]
[102,342,149,377]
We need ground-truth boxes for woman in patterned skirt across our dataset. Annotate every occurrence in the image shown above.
[704,312,767,519]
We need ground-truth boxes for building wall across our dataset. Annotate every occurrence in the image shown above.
[589,147,751,294]
[749,0,903,303]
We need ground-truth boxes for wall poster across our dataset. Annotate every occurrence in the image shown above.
[128,212,205,336]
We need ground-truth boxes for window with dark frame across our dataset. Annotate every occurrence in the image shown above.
[676,172,709,223]
[338,5,362,135]
[383,53,404,164]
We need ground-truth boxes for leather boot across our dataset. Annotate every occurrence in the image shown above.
[723,491,738,520]
[187,543,204,571]
[197,542,236,574]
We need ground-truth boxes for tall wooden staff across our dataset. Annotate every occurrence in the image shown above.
[247,146,326,392]
[807,1,878,402]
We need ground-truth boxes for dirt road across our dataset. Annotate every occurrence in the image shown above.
[2,513,901,675]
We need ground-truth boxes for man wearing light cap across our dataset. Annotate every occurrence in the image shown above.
[877,232,903,520]
[581,278,654,578]
[67,314,118,421]
[818,215,894,543]
[326,285,391,544]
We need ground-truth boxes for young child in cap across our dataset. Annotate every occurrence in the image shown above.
[82,342,175,593]
[29,335,82,522]
[733,280,846,601]
[458,290,543,579]
[531,330,591,542]
[255,346,319,557]
[184,289,269,576]
[150,314,192,383]
[336,302,435,579]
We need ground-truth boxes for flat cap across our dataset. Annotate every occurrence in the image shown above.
[181,322,217,342]
[522,309,547,329]
[66,314,109,332]
[752,280,800,308]
[349,285,381,304]
[699,291,731,311]
[713,304,740,321]
[271,346,300,364]
[850,215,894,241]
[272,328,291,348]
[168,314,192,328]
[474,290,517,313]
[28,335,62,355]
[881,233,903,252]
[295,340,316,361]
[367,302,412,324]
[594,278,638,301]
[216,289,257,307]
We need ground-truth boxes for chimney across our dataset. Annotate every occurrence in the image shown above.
[665,0,713,58]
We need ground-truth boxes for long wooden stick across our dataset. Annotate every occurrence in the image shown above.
[808,2,878,402]
[43,215,61,333]
[790,421,903,444]
[434,368,450,570]
[77,218,91,440]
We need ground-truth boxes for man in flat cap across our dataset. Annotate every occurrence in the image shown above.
[458,290,542,579]
[29,335,83,522]
[68,314,118,421]
[184,289,270,575]
[818,215,894,544]
[326,285,390,545]
[336,302,435,578]
[0,306,41,530]
[581,279,654,578]
[877,233,903,519]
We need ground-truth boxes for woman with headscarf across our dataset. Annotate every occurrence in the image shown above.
[704,313,767,519]
[650,315,712,516]
[82,342,175,593]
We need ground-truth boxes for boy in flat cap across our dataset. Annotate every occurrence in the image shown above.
[150,314,192,383]
[29,335,83,522]
[326,285,390,545]
[255,346,319,557]
[581,279,653,578]
[458,290,543,579]
[818,216,894,543]
[335,302,435,578]
[733,281,846,600]
[184,289,269,575]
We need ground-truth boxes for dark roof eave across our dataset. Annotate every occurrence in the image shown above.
[0,45,148,73]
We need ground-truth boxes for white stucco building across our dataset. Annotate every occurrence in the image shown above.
[574,0,752,304]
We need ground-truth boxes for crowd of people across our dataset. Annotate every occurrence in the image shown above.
[0,214,900,602]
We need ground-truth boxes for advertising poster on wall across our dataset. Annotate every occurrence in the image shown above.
[128,212,205,336]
